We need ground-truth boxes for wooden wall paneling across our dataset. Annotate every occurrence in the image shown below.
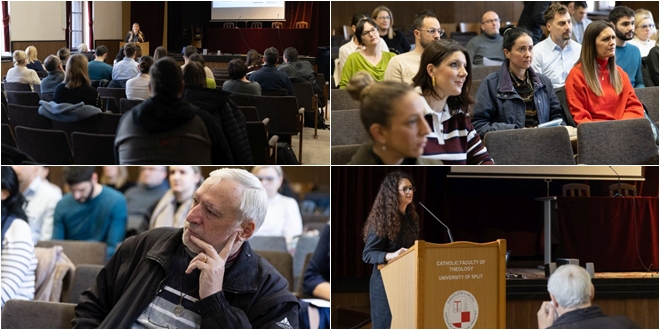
[94,40,122,67]
[11,41,67,64]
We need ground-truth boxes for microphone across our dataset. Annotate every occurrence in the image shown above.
[609,166,622,197]
[419,202,454,243]
[236,16,241,29]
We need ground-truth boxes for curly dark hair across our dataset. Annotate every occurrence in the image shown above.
[363,171,419,242]
[1,166,28,222]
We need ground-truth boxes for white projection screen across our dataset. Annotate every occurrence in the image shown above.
[211,1,285,21]
[449,166,645,181]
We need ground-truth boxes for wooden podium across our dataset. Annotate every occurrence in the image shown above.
[379,240,507,329]
[119,41,149,57]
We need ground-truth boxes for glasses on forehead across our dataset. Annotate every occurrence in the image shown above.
[399,186,416,194]
[637,24,656,30]
[362,27,379,37]
[418,28,445,37]
[482,18,501,25]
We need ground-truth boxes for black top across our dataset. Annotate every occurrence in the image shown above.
[53,83,102,108]
[548,306,640,329]
[26,60,45,72]
[381,30,410,55]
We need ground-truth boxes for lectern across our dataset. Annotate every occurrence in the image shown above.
[119,41,150,57]
[379,240,506,329]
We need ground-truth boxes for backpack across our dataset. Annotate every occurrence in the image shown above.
[276,142,300,165]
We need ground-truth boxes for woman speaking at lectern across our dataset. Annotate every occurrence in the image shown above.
[362,171,419,329]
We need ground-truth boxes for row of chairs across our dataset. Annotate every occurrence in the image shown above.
[3,82,132,113]
[562,182,639,197]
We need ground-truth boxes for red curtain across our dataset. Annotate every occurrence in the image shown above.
[65,1,71,48]
[2,1,9,51]
[87,1,94,48]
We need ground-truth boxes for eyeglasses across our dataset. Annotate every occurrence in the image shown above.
[418,28,445,37]
[377,16,391,21]
[399,186,416,194]
[482,18,501,25]
[256,176,277,183]
[637,24,656,30]
[362,27,379,37]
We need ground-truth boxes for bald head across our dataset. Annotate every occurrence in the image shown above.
[481,11,501,37]
[44,55,63,72]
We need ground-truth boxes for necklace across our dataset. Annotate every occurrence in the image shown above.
[173,249,198,317]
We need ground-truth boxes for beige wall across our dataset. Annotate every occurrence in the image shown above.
[94,1,123,40]
[9,1,65,41]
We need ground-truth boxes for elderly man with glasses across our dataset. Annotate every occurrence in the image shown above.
[385,10,442,85]
[466,11,506,66]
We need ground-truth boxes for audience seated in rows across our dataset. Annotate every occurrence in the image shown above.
[628,9,656,57]
[100,166,136,194]
[531,3,582,88]
[610,6,645,88]
[222,58,262,95]
[565,21,645,124]
[153,46,167,61]
[346,72,441,165]
[373,5,410,54]
[245,49,264,75]
[570,1,592,44]
[251,166,303,248]
[126,56,153,100]
[182,62,253,164]
[57,47,70,71]
[336,13,389,85]
[115,57,235,164]
[88,45,113,81]
[472,26,566,138]
[149,166,200,229]
[6,50,41,90]
[52,167,127,260]
[279,46,327,109]
[25,46,46,72]
[385,10,441,85]
[52,54,102,108]
[11,166,62,245]
[249,47,295,96]
[466,11,506,66]
[40,55,65,94]
[413,40,493,165]
[339,18,395,89]
[181,45,214,82]
[188,53,216,89]
[1,167,38,310]
[110,42,139,88]
[124,166,169,237]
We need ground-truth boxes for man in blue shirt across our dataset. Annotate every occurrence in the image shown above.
[110,42,139,88]
[609,6,645,88]
[570,1,592,43]
[531,3,581,88]
[88,45,113,81]
[40,55,65,94]
[52,167,127,260]
[249,47,295,96]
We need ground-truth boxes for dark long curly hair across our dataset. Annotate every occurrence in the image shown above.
[1,166,28,222]
[363,171,419,242]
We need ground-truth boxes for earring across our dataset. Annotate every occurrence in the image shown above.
[432,76,436,87]
[381,144,387,151]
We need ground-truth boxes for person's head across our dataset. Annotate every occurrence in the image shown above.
[547,264,593,311]
[227,58,248,80]
[44,55,62,72]
[283,47,299,63]
[578,20,622,96]
[115,46,126,62]
[544,3,573,44]
[182,61,207,88]
[481,11,501,37]
[363,171,418,242]
[502,26,534,73]
[138,166,168,187]
[12,50,27,67]
[609,6,635,42]
[10,166,39,193]
[124,42,138,58]
[78,43,89,53]
[372,5,394,35]
[251,166,284,199]
[1,167,28,222]
[62,166,98,203]
[64,54,91,89]
[246,49,262,67]
[183,168,268,255]
[573,2,589,23]
[188,53,206,67]
[412,10,441,50]
[100,166,129,187]
[168,166,202,199]
[137,55,153,74]
[634,10,656,42]
[57,47,71,62]
[183,45,198,60]
[263,47,279,65]
[132,22,140,34]
[350,13,369,34]
[560,1,575,16]
[25,46,38,64]
[150,57,184,99]
[153,46,167,62]
[413,40,473,115]
[355,18,380,47]
[347,72,430,162]
[95,45,108,60]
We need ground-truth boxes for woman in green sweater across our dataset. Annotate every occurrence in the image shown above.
[339,18,395,89]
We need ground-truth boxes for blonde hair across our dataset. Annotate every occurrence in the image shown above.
[100,166,130,188]
[634,9,657,41]
[12,50,27,66]
[64,54,91,89]
[25,46,38,64]
[578,21,622,96]
[372,6,395,39]
[251,166,283,178]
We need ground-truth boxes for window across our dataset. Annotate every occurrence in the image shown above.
[596,1,616,11]
[71,1,82,50]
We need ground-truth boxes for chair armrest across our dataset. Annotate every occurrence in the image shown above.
[261,118,270,126]
[268,134,279,147]
[298,107,305,115]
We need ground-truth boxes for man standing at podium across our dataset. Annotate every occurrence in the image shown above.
[362,172,419,329]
